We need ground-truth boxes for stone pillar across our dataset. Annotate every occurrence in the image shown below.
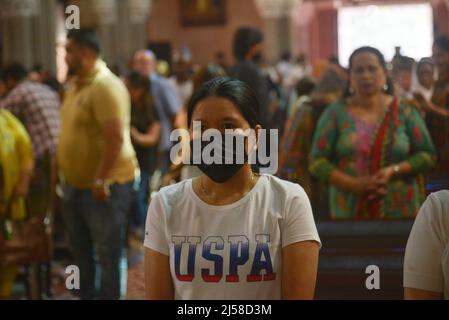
[67,0,152,71]
[1,0,57,73]
[254,0,300,62]
[116,0,153,71]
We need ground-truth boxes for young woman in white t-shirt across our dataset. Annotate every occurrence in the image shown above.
[144,77,321,300]
[404,190,449,300]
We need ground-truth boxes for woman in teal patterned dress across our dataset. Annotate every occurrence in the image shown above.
[309,47,436,219]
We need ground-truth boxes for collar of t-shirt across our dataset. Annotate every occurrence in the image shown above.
[75,59,107,88]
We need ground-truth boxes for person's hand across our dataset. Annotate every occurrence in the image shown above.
[130,126,140,141]
[92,185,110,202]
[374,166,395,185]
[352,176,387,199]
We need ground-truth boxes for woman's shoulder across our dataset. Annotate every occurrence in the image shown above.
[326,99,346,111]
[318,99,347,119]
[426,191,449,217]
[418,191,449,241]
[263,174,309,200]
[153,179,191,207]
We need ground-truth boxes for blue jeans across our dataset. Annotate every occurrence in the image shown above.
[131,172,150,231]
[61,181,134,300]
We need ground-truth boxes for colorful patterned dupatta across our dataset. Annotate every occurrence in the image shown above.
[355,97,400,219]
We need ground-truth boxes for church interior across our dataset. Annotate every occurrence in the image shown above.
[0,0,448,301]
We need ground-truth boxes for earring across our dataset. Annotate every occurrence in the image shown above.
[383,83,389,92]
[349,87,354,95]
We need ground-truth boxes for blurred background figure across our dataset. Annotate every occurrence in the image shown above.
[214,51,228,71]
[0,63,60,218]
[161,63,226,186]
[132,50,181,175]
[409,58,435,116]
[228,26,272,129]
[28,64,61,93]
[391,55,415,99]
[170,58,193,112]
[309,46,435,219]
[58,29,137,300]
[278,68,347,219]
[0,64,60,163]
[277,51,294,89]
[424,35,449,193]
[413,58,435,102]
[0,109,34,299]
[125,72,160,240]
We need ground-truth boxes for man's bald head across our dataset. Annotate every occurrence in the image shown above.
[133,49,156,77]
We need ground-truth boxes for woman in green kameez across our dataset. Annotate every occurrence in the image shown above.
[310,47,436,219]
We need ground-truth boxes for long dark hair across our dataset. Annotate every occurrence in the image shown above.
[126,71,154,108]
[127,71,151,92]
[187,77,260,129]
[344,46,394,97]
[232,27,263,62]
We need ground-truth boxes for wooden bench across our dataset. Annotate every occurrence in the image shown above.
[315,219,414,300]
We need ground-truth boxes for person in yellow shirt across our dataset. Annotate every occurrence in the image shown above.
[0,109,34,299]
[57,29,137,300]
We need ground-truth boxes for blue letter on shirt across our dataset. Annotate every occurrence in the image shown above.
[226,235,249,282]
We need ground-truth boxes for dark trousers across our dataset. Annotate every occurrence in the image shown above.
[130,172,150,232]
[61,181,134,299]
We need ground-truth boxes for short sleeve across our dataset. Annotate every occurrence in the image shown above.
[281,185,322,249]
[403,105,436,173]
[403,193,446,293]
[144,193,170,256]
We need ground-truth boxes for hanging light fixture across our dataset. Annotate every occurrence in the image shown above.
[254,0,302,18]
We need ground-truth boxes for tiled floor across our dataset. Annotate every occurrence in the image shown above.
[9,237,146,300]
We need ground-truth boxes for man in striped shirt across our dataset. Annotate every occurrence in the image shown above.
[0,63,60,160]
[0,63,60,217]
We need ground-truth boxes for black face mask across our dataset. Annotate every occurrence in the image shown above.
[189,134,248,183]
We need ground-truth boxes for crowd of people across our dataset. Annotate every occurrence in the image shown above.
[0,26,448,300]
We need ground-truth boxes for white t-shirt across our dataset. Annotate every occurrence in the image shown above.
[404,190,449,299]
[144,174,321,300]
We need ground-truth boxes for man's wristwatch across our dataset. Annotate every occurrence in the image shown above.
[94,179,108,189]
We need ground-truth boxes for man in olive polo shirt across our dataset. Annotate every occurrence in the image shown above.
[58,29,137,300]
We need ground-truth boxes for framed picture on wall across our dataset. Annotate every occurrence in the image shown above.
[180,0,227,27]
